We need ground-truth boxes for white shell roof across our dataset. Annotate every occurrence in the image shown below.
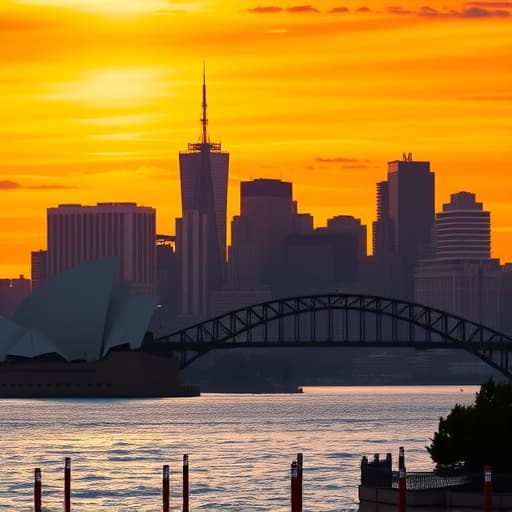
[0,257,156,363]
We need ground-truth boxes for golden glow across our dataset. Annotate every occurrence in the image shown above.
[1,0,512,276]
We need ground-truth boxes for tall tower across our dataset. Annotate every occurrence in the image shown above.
[435,191,490,260]
[177,67,229,318]
[387,156,435,267]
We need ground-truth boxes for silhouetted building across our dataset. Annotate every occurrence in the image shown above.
[372,181,394,258]
[229,179,313,292]
[435,191,490,260]
[31,250,48,290]
[278,232,358,296]
[47,203,156,294]
[415,192,499,329]
[373,154,435,299]
[229,179,295,289]
[325,215,367,258]
[415,259,500,329]
[0,275,31,318]
[176,68,229,319]
[155,235,178,317]
[387,155,435,267]
[500,263,512,335]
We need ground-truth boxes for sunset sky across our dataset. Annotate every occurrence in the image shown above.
[1,0,511,277]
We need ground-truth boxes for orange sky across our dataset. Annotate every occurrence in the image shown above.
[1,0,511,277]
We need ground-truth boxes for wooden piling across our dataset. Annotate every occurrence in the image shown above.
[296,453,303,512]
[64,457,71,512]
[34,468,42,512]
[183,454,189,512]
[163,464,170,512]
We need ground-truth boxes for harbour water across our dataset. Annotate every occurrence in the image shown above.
[0,386,478,511]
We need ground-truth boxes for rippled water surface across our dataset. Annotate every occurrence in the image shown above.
[0,386,478,511]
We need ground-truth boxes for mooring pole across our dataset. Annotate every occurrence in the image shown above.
[64,457,71,512]
[296,453,303,512]
[291,460,299,512]
[163,464,170,512]
[398,447,406,512]
[183,454,189,512]
[34,468,42,512]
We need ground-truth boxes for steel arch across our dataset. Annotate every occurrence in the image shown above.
[154,293,512,378]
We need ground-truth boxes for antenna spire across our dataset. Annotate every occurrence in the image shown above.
[201,61,208,144]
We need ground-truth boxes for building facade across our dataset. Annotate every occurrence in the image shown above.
[31,250,48,290]
[325,215,367,258]
[228,179,313,291]
[176,70,229,318]
[435,191,490,260]
[415,192,499,329]
[47,203,156,294]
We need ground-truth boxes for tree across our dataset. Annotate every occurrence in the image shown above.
[427,379,512,472]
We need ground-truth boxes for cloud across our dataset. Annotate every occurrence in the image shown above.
[418,6,440,16]
[387,5,413,14]
[247,5,283,13]
[0,180,20,190]
[315,157,368,163]
[285,5,320,13]
[460,6,510,16]
[329,6,349,13]
[386,4,512,17]
[0,180,76,191]
[355,6,371,12]
[465,1,512,6]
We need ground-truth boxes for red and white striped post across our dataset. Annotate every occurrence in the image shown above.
[484,465,493,512]
[64,457,71,512]
[398,447,406,512]
[182,454,189,512]
[296,453,303,512]
[34,468,42,512]
[291,460,299,512]
[163,464,170,512]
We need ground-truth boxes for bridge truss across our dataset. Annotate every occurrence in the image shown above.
[154,294,512,378]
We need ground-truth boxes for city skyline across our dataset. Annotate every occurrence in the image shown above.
[1,0,511,277]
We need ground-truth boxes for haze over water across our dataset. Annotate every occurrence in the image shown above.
[0,386,478,511]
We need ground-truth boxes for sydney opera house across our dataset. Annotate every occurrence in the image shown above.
[0,257,198,397]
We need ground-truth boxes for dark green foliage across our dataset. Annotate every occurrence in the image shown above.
[427,379,512,472]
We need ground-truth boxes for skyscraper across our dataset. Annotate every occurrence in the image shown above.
[229,179,295,289]
[415,192,500,328]
[435,191,490,260]
[373,154,435,299]
[47,203,156,294]
[177,67,229,318]
[387,155,435,267]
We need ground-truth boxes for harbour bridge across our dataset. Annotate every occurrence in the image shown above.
[154,293,512,379]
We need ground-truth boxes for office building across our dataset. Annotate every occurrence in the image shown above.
[47,202,156,294]
[415,259,500,329]
[31,250,48,290]
[387,154,435,266]
[435,191,490,260]
[373,154,435,299]
[325,215,367,258]
[229,179,312,290]
[372,181,394,258]
[0,275,31,318]
[415,192,499,329]
[176,69,229,318]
